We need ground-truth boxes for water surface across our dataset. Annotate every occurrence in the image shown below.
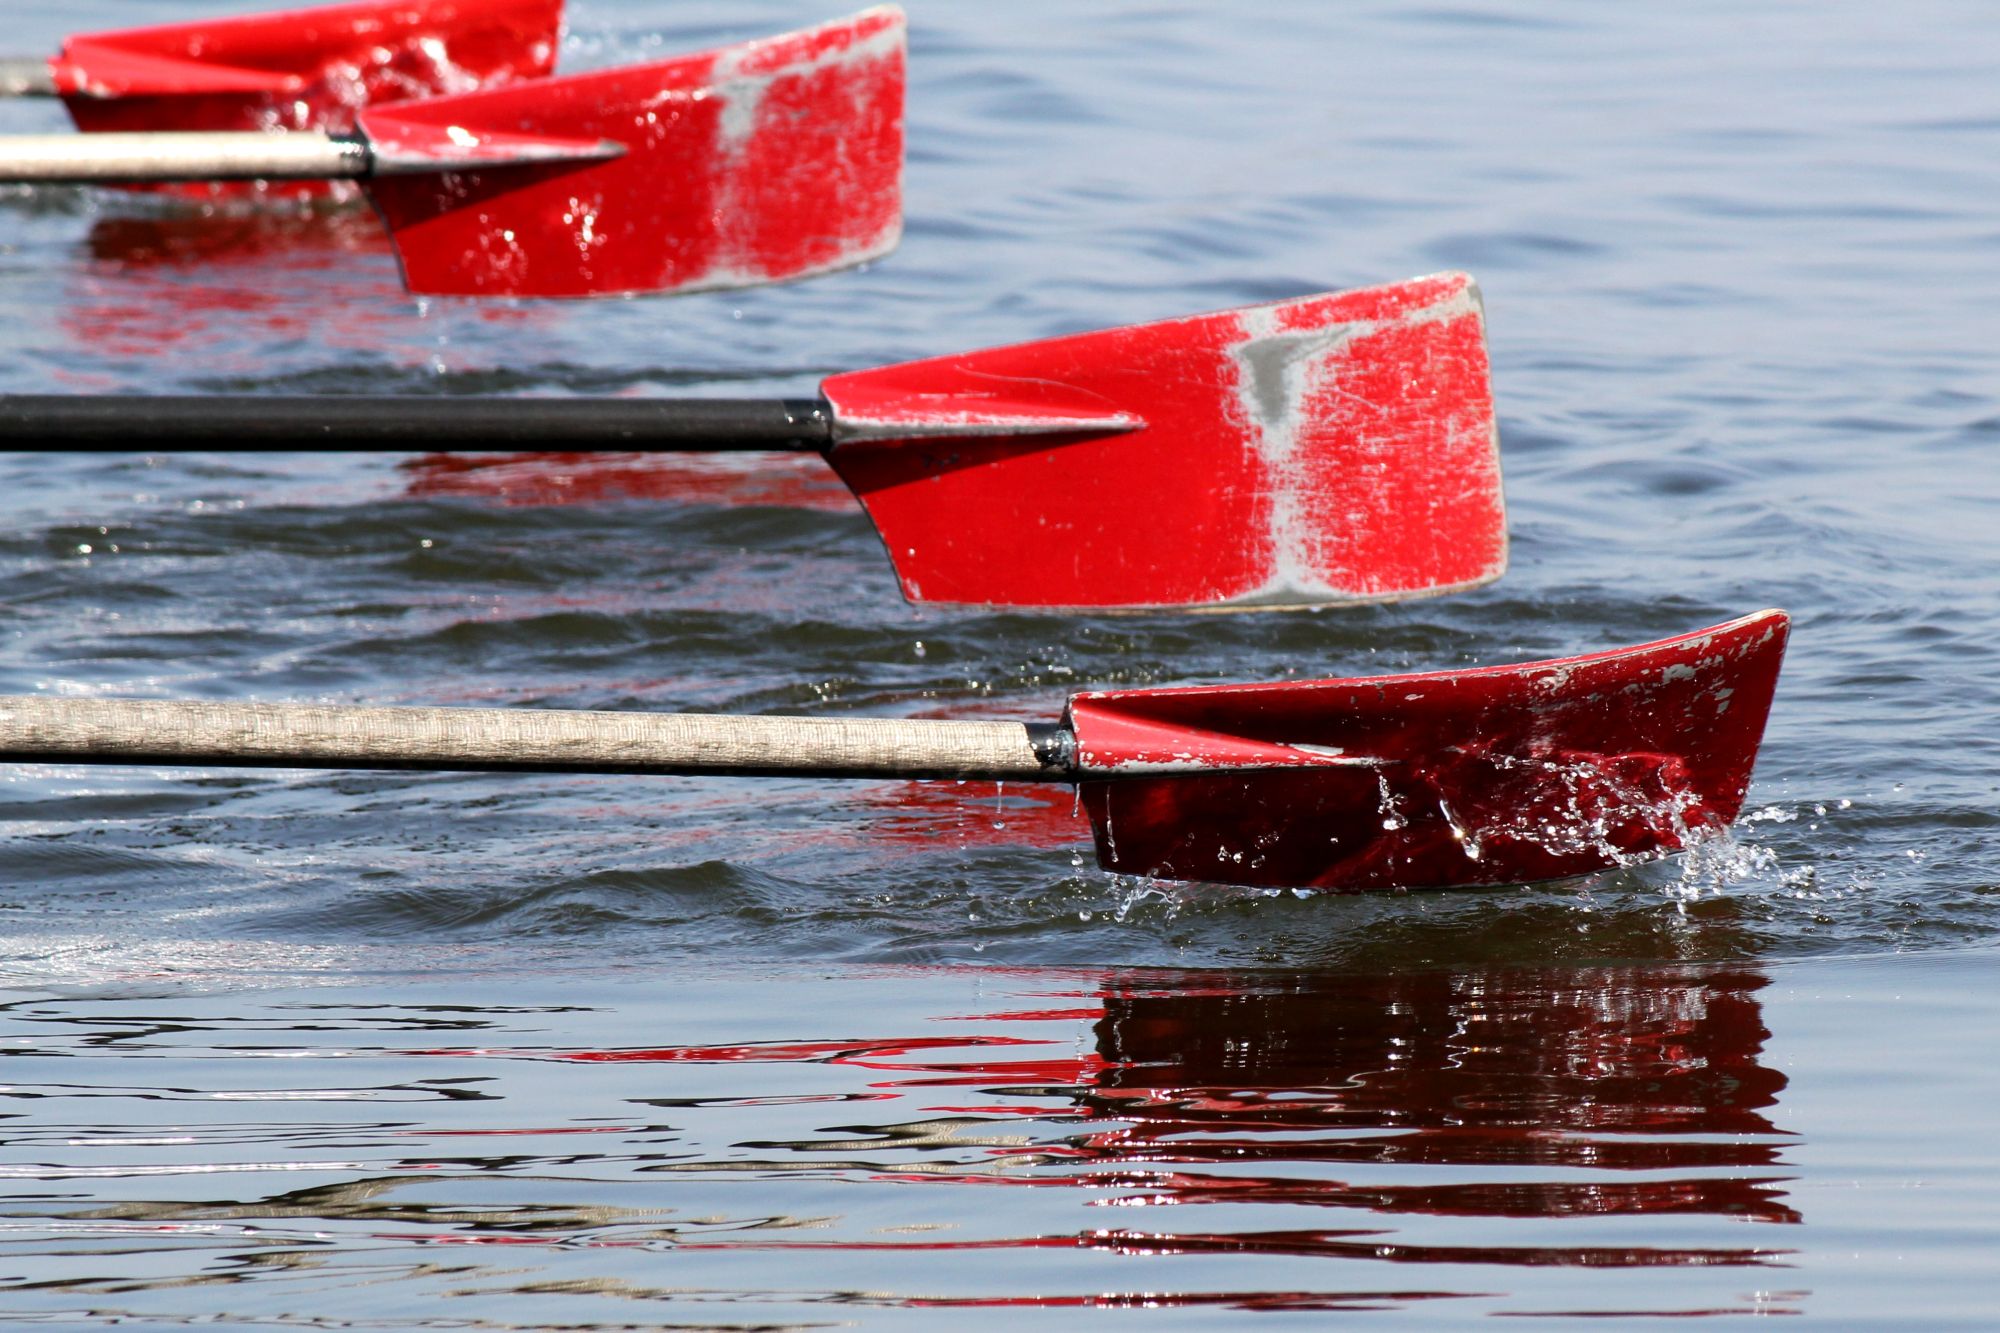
[0,0,1996,1324]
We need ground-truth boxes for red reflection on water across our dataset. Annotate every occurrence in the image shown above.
[839,694,1088,853]
[901,1288,1488,1313]
[1030,967,1799,1237]
[420,965,1797,1276]
[569,1035,1057,1067]
[400,451,859,512]
[666,1226,1787,1270]
[61,211,404,366]
[421,1033,1079,1072]
[853,778,1085,853]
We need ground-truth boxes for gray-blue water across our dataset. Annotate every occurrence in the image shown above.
[0,0,1996,1325]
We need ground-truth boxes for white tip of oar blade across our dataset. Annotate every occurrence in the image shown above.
[821,272,1507,609]
[358,6,906,299]
[1067,610,1791,891]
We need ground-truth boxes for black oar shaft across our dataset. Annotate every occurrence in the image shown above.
[0,695,1078,783]
[0,58,54,97]
[0,395,834,452]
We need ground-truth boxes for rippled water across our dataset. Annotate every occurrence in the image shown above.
[1,0,1997,1325]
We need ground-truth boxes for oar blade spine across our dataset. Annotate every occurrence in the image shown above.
[366,135,625,176]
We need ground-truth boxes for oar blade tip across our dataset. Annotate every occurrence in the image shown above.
[1070,610,1790,890]
[361,7,906,298]
[824,272,1505,609]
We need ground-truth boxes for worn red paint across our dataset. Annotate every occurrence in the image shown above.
[822,272,1503,608]
[55,0,561,199]
[362,7,905,298]
[1069,610,1789,890]
[57,210,403,363]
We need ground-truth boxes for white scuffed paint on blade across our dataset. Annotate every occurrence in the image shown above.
[1230,302,1361,603]
[704,9,906,279]
[709,58,764,158]
[1224,279,1489,607]
[710,13,906,150]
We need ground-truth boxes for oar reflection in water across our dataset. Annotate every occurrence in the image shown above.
[516,963,1799,1277]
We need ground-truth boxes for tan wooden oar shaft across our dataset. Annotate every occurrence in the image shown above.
[0,695,1073,783]
[0,132,369,182]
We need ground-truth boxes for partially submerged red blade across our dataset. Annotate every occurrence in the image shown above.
[820,273,1505,609]
[359,7,906,298]
[1068,610,1789,890]
[55,0,561,127]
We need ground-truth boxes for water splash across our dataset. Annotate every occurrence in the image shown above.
[1376,773,1408,831]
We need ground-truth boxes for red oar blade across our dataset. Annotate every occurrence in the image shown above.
[821,273,1505,609]
[359,7,906,298]
[1067,610,1789,890]
[54,0,561,129]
